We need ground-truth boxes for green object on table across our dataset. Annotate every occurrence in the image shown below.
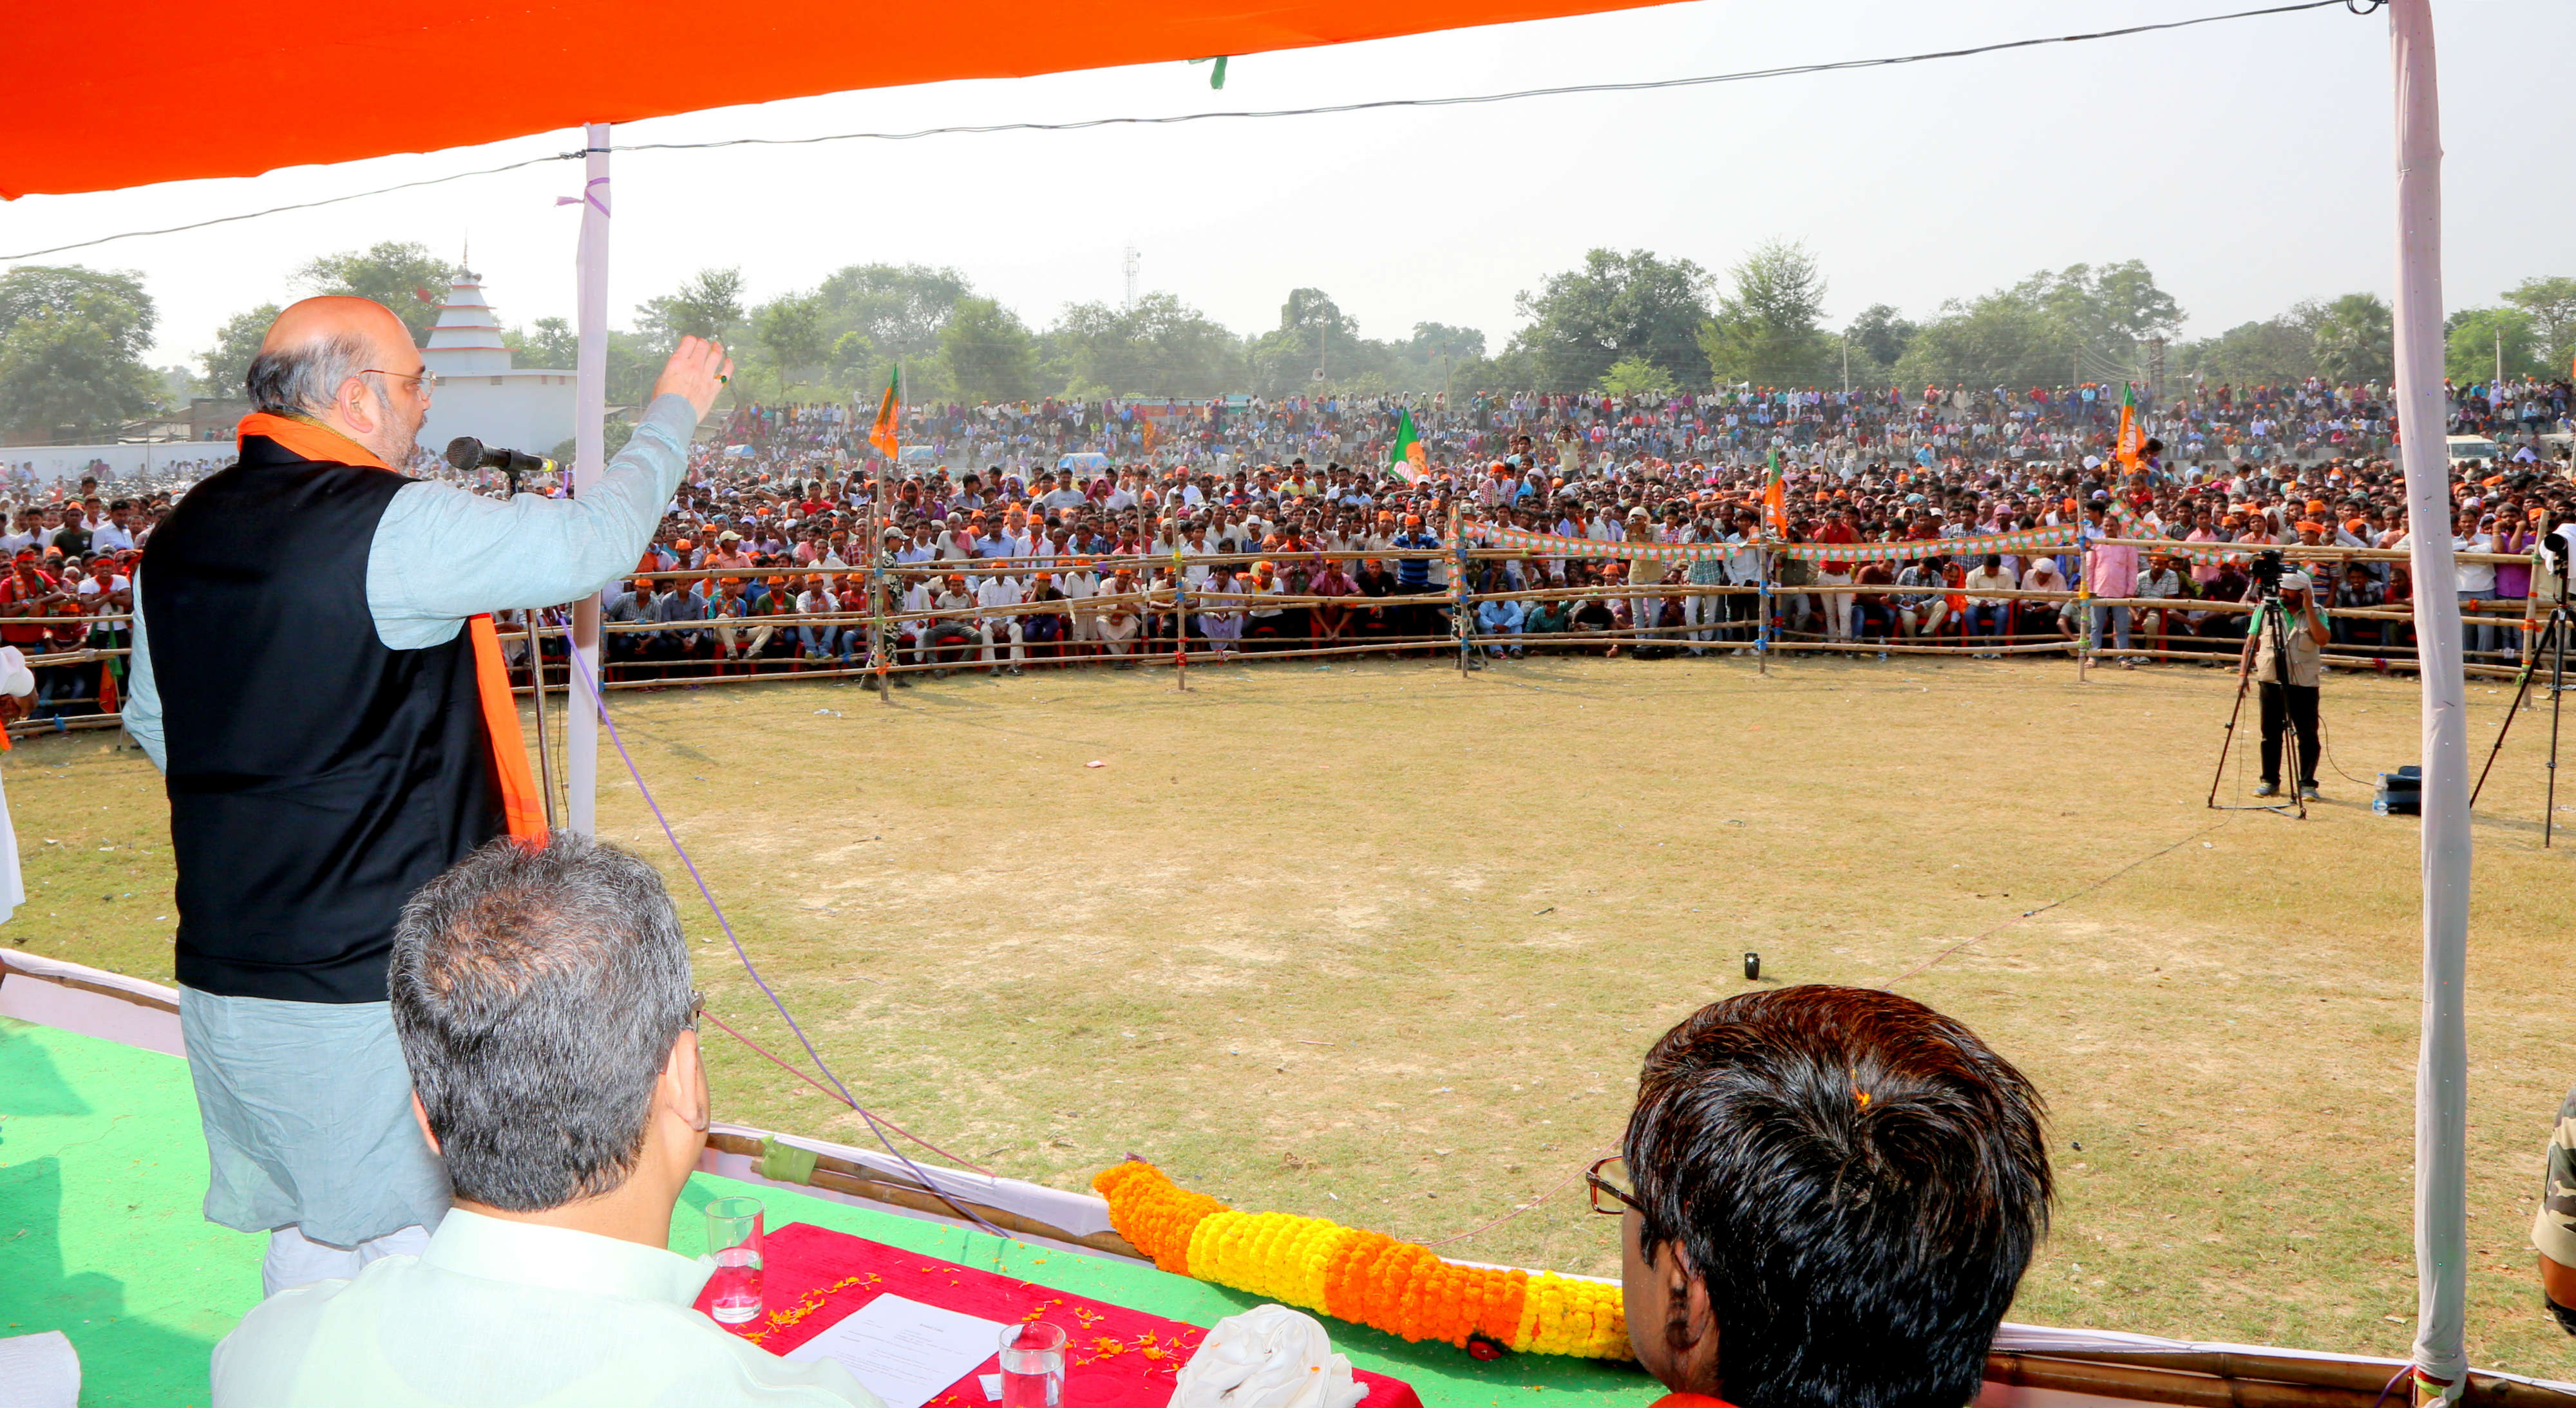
[756,1135,820,1187]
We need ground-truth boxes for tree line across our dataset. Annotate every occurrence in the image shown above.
[3,238,2570,444]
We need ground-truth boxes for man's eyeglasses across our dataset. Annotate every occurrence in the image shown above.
[1584,1155,1640,1216]
[364,368,437,393]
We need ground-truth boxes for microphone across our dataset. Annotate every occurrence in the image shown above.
[444,436,555,478]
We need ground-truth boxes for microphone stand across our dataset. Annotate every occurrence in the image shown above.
[519,610,557,832]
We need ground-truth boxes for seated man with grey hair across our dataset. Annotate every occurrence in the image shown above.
[211,834,878,1407]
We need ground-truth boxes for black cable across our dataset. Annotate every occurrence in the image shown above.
[6,0,2358,261]
[616,0,2357,157]
[1884,816,2235,986]
[1,153,581,261]
[2318,708,2377,787]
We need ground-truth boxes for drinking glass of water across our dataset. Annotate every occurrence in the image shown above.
[705,1196,765,1327]
[998,1321,1066,1408]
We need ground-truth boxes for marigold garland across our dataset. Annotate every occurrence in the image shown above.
[1093,1159,1627,1360]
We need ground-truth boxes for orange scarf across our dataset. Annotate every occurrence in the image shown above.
[237,414,547,845]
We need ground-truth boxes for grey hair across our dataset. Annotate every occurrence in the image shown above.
[390,832,697,1212]
[243,330,377,415]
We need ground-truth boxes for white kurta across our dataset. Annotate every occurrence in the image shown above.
[0,645,31,925]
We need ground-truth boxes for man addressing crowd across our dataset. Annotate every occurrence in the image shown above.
[120,296,730,1294]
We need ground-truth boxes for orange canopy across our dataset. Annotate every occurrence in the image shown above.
[3,0,1678,200]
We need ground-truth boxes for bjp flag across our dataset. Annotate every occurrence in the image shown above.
[869,368,901,460]
[1763,449,1787,538]
[1387,408,1428,483]
[2114,383,2143,470]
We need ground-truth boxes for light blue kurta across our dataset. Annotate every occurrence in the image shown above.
[126,394,698,1244]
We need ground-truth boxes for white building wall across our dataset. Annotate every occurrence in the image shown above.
[420,373,579,461]
[0,442,241,484]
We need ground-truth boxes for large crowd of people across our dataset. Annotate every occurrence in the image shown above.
[603,372,2576,680]
[721,373,2568,476]
[3,373,2570,712]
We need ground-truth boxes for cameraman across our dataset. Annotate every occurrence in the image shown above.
[2242,566,2331,800]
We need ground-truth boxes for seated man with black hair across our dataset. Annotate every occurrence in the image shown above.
[212,834,877,1406]
[1604,985,2051,1408]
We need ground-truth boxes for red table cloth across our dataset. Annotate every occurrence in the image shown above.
[697,1222,1425,1408]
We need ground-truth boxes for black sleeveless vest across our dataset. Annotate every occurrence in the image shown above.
[142,433,502,1003]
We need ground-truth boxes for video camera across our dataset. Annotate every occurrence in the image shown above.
[2249,548,2287,599]
[2537,530,2570,606]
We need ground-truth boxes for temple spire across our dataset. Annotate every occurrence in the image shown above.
[422,268,509,375]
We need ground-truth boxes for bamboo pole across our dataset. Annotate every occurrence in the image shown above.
[1452,500,1470,675]
[2077,529,2096,683]
[872,437,891,704]
[1170,506,1190,691]
[699,1131,1144,1259]
[1755,543,1772,675]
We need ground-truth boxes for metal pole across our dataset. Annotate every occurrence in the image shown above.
[524,614,557,832]
[2388,5,2469,1402]
[565,121,611,836]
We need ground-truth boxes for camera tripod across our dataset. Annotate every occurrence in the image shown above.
[2207,586,2310,820]
[2470,604,2568,848]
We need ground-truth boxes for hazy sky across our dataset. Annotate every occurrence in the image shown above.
[5,0,2564,373]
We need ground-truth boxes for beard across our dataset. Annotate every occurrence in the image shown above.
[365,380,423,465]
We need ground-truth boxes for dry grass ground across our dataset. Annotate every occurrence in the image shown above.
[10,651,2576,1373]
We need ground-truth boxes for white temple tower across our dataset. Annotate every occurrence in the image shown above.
[417,268,578,462]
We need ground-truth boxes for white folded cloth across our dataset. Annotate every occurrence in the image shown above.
[1170,1306,1365,1408]
[0,1330,80,1408]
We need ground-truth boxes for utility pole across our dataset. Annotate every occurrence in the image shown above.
[2495,327,2503,389]
[1841,332,1850,397]
[2148,335,2167,405]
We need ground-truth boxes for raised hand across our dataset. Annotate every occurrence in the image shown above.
[652,336,736,424]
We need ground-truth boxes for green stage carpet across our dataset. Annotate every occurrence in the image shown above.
[1,1017,1658,1408]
